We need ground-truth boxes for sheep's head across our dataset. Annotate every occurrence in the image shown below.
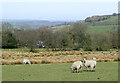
[83,58,86,63]
[93,58,96,60]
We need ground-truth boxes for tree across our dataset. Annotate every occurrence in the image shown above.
[2,31,17,48]
[22,29,38,52]
[83,34,92,51]
[55,29,69,50]
[67,23,88,50]
[2,22,14,31]
[91,31,112,51]
[2,22,17,48]
[112,13,117,16]
[110,28,118,48]
[37,27,53,48]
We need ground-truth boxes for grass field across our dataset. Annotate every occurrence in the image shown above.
[51,25,70,31]
[51,15,118,32]
[2,62,118,81]
[100,16,118,22]
[88,25,117,33]
[51,24,117,33]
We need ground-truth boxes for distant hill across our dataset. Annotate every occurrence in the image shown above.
[1,13,118,30]
[1,19,66,29]
[51,13,118,32]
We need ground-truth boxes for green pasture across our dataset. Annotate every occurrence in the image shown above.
[100,16,118,22]
[51,24,117,33]
[88,25,117,33]
[2,62,118,81]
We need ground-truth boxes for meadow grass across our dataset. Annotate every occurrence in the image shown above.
[88,25,117,33]
[51,24,117,33]
[2,62,118,81]
[51,25,70,31]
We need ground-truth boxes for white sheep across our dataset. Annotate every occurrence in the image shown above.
[71,61,83,73]
[83,58,97,72]
[23,59,31,65]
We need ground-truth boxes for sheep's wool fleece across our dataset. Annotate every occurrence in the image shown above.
[85,60,96,66]
[23,59,30,63]
[71,61,83,68]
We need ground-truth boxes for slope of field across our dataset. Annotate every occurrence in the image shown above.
[100,16,118,22]
[52,25,70,31]
[51,25,117,32]
[2,62,118,81]
[85,15,118,26]
[51,15,118,32]
[88,25,117,33]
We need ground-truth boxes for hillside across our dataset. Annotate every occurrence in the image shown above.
[1,13,118,32]
[1,19,66,29]
[51,13,118,32]
[85,14,118,26]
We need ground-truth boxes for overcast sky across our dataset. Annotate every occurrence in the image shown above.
[0,0,119,21]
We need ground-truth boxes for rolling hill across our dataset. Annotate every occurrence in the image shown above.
[1,13,118,32]
[1,19,66,29]
[51,13,118,32]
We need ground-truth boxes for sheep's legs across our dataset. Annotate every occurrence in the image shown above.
[80,68,82,72]
[93,67,96,72]
[91,67,96,72]
[76,66,80,73]
[72,70,74,73]
[91,67,93,72]
[71,70,73,73]
[87,67,89,72]
[71,68,74,73]
[76,69,79,73]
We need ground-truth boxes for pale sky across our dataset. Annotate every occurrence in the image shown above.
[0,0,119,21]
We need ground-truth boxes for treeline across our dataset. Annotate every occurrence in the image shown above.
[2,22,118,52]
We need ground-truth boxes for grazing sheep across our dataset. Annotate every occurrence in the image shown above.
[71,61,83,73]
[23,59,31,65]
[83,58,97,72]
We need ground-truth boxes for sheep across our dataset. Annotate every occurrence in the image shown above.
[71,61,83,73]
[83,58,97,72]
[23,59,31,65]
